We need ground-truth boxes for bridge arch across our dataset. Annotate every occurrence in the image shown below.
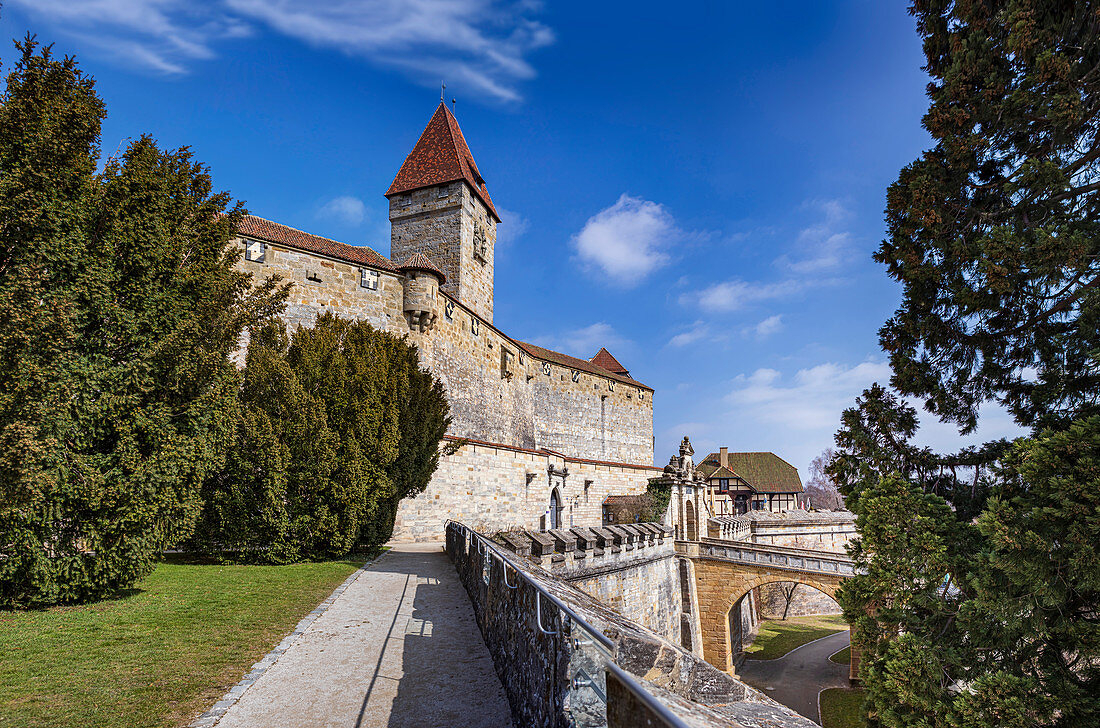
[683,545,849,674]
[722,576,842,664]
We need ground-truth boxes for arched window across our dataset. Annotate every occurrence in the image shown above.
[549,488,562,530]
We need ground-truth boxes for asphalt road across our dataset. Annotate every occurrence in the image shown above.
[736,629,852,725]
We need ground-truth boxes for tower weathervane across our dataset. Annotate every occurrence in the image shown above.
[440,82,445,102]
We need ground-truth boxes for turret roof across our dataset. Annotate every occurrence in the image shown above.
[397,251,446,284]
[386,103,500,222]
[590,347,629,376]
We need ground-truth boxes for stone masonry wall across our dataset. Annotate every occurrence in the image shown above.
[447,522,817,728]
[391,439,660,542]
[756,582,841,619]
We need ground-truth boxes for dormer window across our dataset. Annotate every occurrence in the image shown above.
[360,268,379,290]
[244,239,265,263]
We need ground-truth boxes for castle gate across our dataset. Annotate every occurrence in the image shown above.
[676,539,853,675]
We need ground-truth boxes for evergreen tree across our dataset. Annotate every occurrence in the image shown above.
[834,3,1100,725]
[0,40,287,606]
[197,313,451,561]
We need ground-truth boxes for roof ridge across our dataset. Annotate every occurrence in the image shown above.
[238,214,394,271]
[242,214,366,252]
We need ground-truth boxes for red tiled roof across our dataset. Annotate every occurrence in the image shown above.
[385,103,500,222]
[396,252,446,284]
[516,341,652,391]
[590,347,629,376]
[238,215,394,271]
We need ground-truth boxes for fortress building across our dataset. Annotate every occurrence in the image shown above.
[234,104,659,540]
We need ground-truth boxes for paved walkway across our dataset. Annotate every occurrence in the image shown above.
[736,630,851,725]
[216,542,513,728]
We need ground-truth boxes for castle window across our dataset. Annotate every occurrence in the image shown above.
[400,194,411,208]
[244,239,265,263]
[473,222,488,263]
[444,299,455,320]
[306,268,322,282]
[608,380,615,392]
[360,269,379,290]
[437,185,449,198]
[471,318,479,336]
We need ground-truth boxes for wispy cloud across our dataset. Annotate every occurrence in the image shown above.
[775,199,855,274]
[529,322,632,360]
[317,195,366,226]
[667,321,709,348]
[681,279,803,313]
[10,0,552,102]
[573,194,694,287]
[496,206,529,246]
[751,314,783,338]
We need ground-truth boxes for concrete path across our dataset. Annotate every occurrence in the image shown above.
[216,542,513,728]
[736,630,851,725]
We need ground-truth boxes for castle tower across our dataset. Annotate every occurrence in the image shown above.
[386,104,501,324]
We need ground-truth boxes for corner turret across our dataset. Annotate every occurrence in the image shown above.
[397,253,445,332]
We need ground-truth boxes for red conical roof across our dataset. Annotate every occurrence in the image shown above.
[386,103,499,221]
[397,252,446,284]
[590,347,629,376]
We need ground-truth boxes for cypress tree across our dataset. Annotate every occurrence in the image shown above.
[0,40,288,606]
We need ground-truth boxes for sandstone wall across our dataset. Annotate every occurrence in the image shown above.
[566,550,681,642]
[391,438,660,542]
[756,582,841,619]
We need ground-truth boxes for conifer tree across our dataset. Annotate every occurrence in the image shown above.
[0,40,287,606]
[833,3,1100,726]
[197,313,451,561]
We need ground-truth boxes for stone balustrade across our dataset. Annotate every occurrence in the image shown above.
[679,538,856,577]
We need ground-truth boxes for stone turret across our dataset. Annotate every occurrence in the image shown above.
[397,253,445,332]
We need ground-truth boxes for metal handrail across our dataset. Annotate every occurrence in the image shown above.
[448,520,615,651]
[604,661,692,728]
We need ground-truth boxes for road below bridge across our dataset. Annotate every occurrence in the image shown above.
[737,629,851,724]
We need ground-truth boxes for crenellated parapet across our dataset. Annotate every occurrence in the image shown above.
[497,522,674,574]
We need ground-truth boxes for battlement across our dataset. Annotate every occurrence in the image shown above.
[497,522,674,573]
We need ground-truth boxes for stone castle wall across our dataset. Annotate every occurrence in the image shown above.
[391,437,660,542]
[235,236,653,466]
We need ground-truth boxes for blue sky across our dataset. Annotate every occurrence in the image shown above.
[4,1,1024,476]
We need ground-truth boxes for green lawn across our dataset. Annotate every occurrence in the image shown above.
[744,613,848,660]
[820,687,865,728]
[0,554,372,728]
[829,645,852,665]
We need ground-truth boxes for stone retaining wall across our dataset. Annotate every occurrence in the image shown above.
[446,522,817,728]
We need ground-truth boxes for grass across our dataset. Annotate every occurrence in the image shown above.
[820,687,865,728]
[829,645,852,664]
[744,613,848,660]
[0,553,377,728]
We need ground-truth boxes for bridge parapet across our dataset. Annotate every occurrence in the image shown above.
[679,538,855,577]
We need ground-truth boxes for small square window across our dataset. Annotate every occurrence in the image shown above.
[360,269,379,290]
[244,239,265,263]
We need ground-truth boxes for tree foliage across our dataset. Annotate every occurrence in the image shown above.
[803,448,844,510]
[195,313,451,562]
[0,40,287,607]
[834,3,1100,726]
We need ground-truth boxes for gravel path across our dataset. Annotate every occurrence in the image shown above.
[214,542,513,728]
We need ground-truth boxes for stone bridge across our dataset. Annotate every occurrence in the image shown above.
[676,538,855,675]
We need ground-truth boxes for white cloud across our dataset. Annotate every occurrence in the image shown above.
[317,195,366,226]
[572,194,683,287]
[667,321,708,348]
[716,360,1027,480]
[496,207,529,246]
[529,322,632,360]
[682,279,802,313]
[775,199,855,275]
[752,314,783,338]
[10,0,552,102]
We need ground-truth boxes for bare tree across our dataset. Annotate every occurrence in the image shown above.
[803,448,844,510]
[778,583,799,620]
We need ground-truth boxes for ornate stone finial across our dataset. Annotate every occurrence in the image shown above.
[680,436,694,457]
